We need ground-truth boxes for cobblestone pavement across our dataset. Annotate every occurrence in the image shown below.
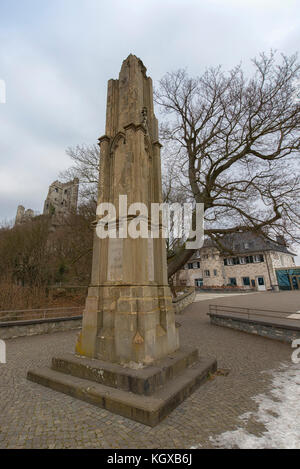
[0,293,294,449]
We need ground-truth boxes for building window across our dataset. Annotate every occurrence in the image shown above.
[195,262,200,269]
[224,257,240,266]
[245,256,254,264]
[242,277,250,286]
[195,278,203,287]
[258,277,265,286]
[229,277,237,286]
[188,263,193,269]
[239,257,246,264]
[253,254,264,263]
[214,269,217,276]
[204,270,210,277]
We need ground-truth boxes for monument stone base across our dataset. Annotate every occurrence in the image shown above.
[27,347,217,426]
[76,283,180,364]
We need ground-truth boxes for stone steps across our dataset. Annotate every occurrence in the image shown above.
[27,353,216,427]
[51,347,199,396]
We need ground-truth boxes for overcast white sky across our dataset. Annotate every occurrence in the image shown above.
[0,0,299,257]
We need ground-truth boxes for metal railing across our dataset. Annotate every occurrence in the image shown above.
[0,306,83,324]
[208,304,297,322]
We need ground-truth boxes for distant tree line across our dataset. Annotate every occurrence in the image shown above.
[0,203,95,309]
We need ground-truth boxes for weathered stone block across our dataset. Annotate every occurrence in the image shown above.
[27,348,217,426]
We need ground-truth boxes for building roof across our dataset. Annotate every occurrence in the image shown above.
[190,232,296,260]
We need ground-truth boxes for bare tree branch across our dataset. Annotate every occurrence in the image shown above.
[155,51,300,277]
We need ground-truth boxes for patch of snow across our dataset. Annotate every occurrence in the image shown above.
[210,363,300,449]
[121,360,145,369]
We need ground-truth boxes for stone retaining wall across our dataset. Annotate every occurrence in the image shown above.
[0,290,197,340]
[0,316,82,340]
[1,288,196,340]
[209,313,300,343]
[172,288,196,314]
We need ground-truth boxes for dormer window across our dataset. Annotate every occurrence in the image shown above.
[253,254,264,263]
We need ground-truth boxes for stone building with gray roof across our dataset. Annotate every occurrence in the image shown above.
[175,232,297,291]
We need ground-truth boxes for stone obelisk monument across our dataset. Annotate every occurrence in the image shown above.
[76,54,179,364]
[28,56,216,426]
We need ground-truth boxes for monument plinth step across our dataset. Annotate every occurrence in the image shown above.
[27,355,217,427]
[51,347,199,396]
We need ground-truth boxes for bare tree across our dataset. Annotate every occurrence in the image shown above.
[162,156,191,257]
[60,144,100,203]
[155,51,300,277]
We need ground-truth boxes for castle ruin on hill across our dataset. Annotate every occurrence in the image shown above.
[43,178,79,216]
[14,177,79,225]
[15,206,35,225]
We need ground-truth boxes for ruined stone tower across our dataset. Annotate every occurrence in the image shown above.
[43,178,79,217]
[76,54,179,364]
[15,205,35,225]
